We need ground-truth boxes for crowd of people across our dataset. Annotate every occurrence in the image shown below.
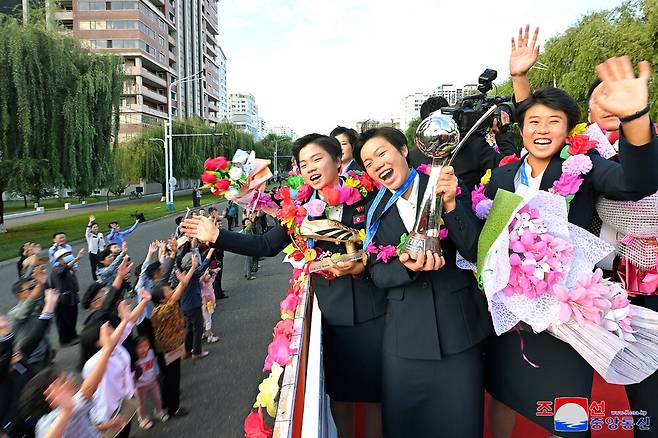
[1,204,246,437]
[179,25,658,438]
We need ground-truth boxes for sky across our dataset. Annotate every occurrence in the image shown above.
[219,0,625,135]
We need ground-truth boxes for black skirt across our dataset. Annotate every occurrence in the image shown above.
[485,330,594,437]
[322,315,384,402]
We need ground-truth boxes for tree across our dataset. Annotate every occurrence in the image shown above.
[405,117,421,147]
[254,133,294,175]
[8,158,57,205]
[0,15,122,228]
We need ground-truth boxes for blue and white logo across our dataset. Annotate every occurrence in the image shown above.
[554,397,589,432]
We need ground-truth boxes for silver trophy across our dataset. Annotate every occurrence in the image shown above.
[402,106,498,258]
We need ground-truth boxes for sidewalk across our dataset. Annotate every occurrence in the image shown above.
[3,189,195,227]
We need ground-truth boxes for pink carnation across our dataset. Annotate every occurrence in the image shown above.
[365,242,379,255]
[296,184,313,202]
[417,164,431,176]
[551,173,583,197]
[562,154,593,176]
[439,228,449,240]
[342,186,362,205]
[471,184,487,211]
[376,245,398,263]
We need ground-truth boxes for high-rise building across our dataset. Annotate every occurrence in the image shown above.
[53,0,227,142]
[270,126,297,140]
[229,92,260,139]
[399,92,429,132]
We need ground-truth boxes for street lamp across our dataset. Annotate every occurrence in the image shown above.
[148,137,167,201]
[166,69,204,209]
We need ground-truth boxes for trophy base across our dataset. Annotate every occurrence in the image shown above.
[402,231,442,259]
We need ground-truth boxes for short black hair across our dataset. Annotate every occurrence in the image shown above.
[145,261,162,279]
[420,96,449,120]
[515,87,581,133]
[96,248,113,263]
[108,221,119,227]
[151,281,168,305]
[81,282,105,309]
[78,322,102,370]
[354,127,409,168]
[208,207,217,214]
[175,216,183,225]
[52,231,65,239]
[587,79,602,103]
[18,366,60,420]
[330,126,359,148]
[89,221,98,227]
[292,134,342,165]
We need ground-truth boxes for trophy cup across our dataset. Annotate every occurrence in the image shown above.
[402,106,498,258]
[299,218,367,273]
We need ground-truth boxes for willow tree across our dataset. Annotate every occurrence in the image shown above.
[119,118,254,196]
[0,16,122,229]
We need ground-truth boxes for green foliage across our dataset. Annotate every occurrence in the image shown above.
[405,117,421,147]
[254,133,294,174]
[0,16,122,221]
[497,0,658,120]
[118,119,256,190]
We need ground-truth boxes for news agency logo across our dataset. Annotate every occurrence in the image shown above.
[554,397,589,432]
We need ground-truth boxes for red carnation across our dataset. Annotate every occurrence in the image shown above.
[214,178,230,193]
[499,154,520,167]
[201,172,217,185]
[359,173,375,191]
[321,186,341,206]
[204,156,229,171]
[567,135,597,156]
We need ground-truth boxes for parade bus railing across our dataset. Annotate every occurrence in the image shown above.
[273,280,337,438]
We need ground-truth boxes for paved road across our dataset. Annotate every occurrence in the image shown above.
[1,210,288,437]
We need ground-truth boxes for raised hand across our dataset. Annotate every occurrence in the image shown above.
[76,248,85,259]
[180,215,220,243]
[0,314,9,337]
[117,256,133,279]
[593,56,651,119]
[33,264,48,285]
[121,241,128,254]
[117,300,131,320]
[510,25,540,77]
[138,288,152,303]
[43,289,60,313]
[44,375,76,411]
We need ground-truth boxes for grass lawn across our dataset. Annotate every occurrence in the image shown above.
[4,196,124,214]
[0,199,192,261]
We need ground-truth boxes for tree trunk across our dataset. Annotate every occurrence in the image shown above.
[23,195,27,208]
[0,186,5,232]
[106,192,110,211]
[161,181,166,197]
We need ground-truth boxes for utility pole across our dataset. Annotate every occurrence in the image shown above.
[22,0,29,25]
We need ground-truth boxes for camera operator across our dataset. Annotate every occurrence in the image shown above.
[409,94,518,191]
[491,107,520,157]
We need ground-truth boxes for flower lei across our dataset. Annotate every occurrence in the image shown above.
[244,267,309,437]
[273,171,373,278]
[471,127,598,219]
[365,165,460,263]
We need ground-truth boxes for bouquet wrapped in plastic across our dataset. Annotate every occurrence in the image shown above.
[596,191,658,295]
[477,189,658,384]
[201,149,278,212]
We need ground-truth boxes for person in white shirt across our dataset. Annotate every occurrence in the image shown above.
[85,216,106,281]
[80,291,151,438]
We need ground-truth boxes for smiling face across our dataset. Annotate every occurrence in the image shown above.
[522,103,569,165]
[335,133,354,165]
[359,136,410,190]
[298,143,341,190]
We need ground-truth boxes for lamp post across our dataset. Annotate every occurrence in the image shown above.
[148,137,167,201]
[166,69,204,209]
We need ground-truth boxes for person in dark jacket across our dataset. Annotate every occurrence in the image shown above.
[179,247,213,359]
[50,247,85,345]
[355,126,491,438]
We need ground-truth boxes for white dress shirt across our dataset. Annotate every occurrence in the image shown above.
[83,322,135,424]
[316,193,344,221]
[86,227,106,254]
[393,173,420,232]
[514,157,545,192]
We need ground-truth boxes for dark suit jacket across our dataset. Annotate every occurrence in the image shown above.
[366,173,492,361]
[213,193,386,326]
[485,124,658,230]
[409,134,504,192]
[342,159,361,174]
[495,130,520,157]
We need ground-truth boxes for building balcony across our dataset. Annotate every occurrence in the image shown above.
[54,10,73,21]
[203,14,219,35]
[124,66,167,88]
[123,104,167,119]
[124,85,167,104]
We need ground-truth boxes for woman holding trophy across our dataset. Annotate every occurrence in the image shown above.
[354,127,492,437]
[180,134,385,438]
[482,25,658,437]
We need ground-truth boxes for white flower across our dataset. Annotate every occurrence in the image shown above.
[225,187,240,200]
[228,166,243,180]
